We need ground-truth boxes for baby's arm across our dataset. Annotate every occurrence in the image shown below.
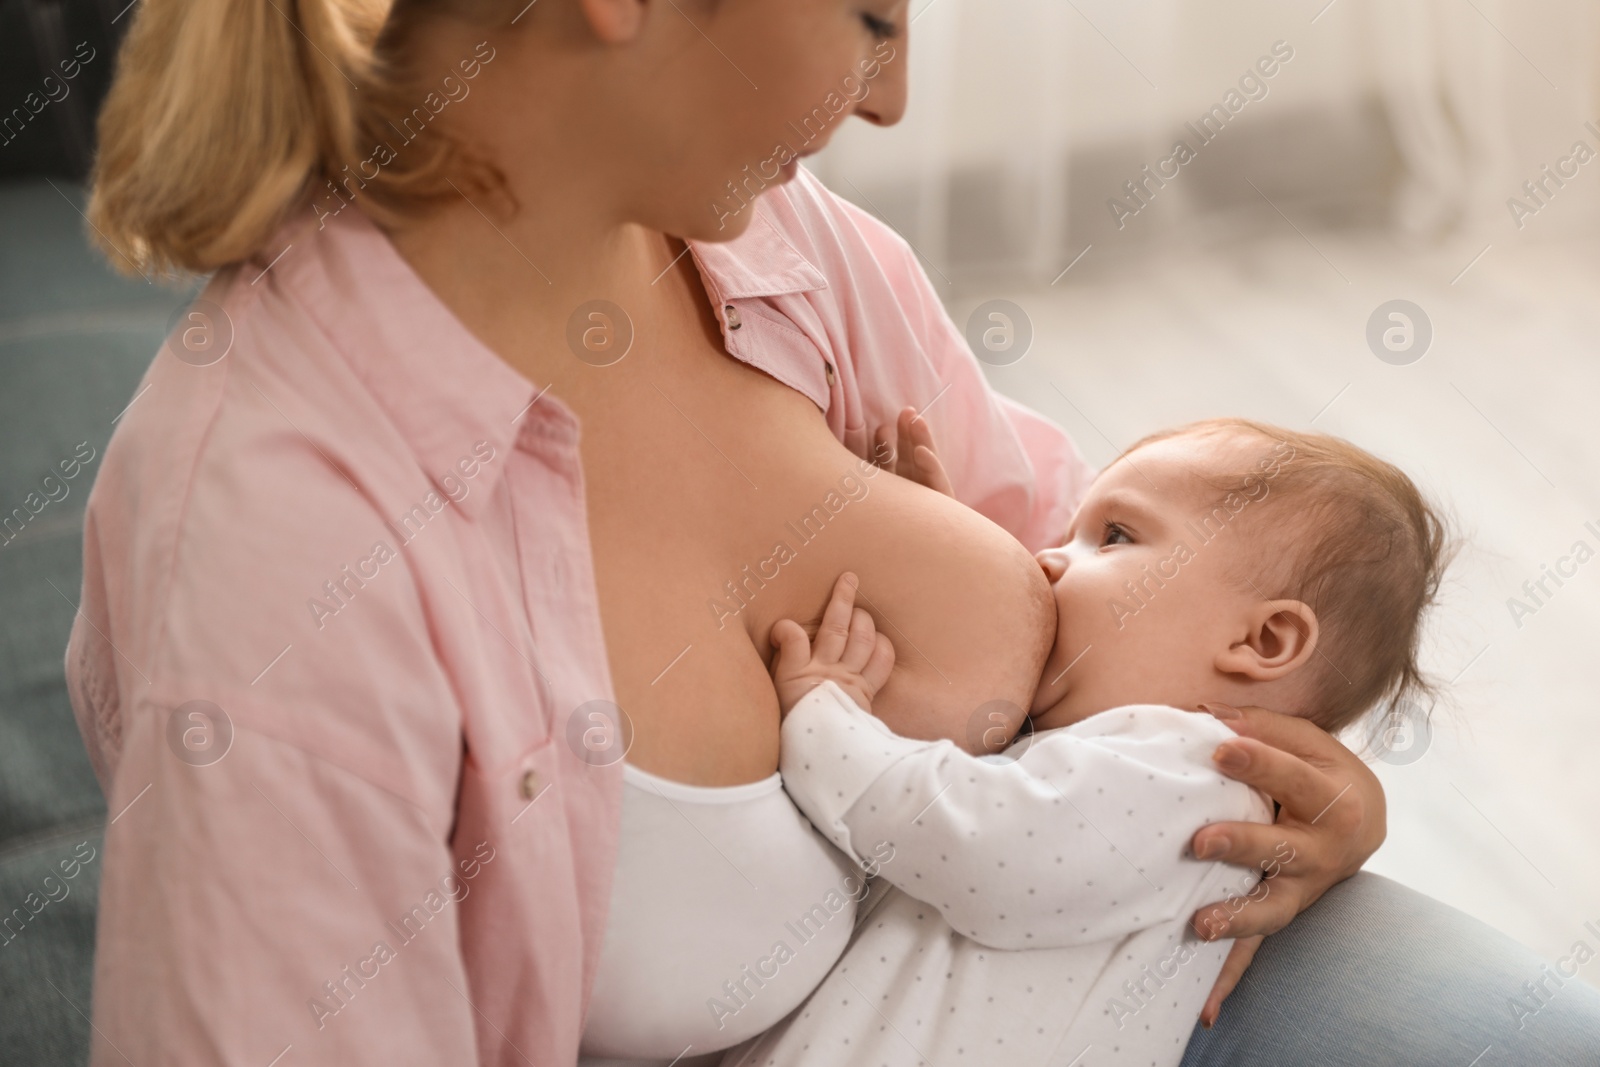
[780,684,1270,951]
[772,572,1271,951]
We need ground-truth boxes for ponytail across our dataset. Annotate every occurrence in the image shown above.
[86,0,497,278]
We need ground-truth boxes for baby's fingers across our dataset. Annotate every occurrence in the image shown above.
[842,608,879,673]
[862,632,896,695]
[813,572,860,663]
[769,619,812,681]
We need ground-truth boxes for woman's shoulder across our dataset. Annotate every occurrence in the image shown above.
[91,263,414,547]
[92,202,519,567]
[81,253,469,688]
[73,262,471,801]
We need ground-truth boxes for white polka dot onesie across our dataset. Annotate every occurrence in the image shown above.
[723,681,1274,1067]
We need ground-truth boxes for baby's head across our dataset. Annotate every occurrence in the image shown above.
[1031,418,1451,735]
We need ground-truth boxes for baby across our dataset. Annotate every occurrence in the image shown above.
[727,417,1449,1067]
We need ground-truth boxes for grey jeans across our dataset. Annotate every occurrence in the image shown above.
[1179,872,1600,1066]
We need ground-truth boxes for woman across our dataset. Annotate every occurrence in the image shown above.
[69,0,1600,1065]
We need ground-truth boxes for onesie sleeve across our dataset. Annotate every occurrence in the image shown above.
[780,682,1272,950]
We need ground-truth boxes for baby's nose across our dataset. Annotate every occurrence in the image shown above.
[1035,547,1068,582]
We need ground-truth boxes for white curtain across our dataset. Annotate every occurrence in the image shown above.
[812,0,1600,286]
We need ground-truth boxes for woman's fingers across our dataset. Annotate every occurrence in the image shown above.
[912,444,955,496]
[1215,703,1381,835]
[1188,703,1385,948]
[1207,702,1350,768]
[904,408,936,454]
[1199,935,1264,1027]
[1208,736,1355,828]
[905,412,954,495]
[873,423,897,469]
[1192,882,1299,941]
[813,572,860,663]
[871,408,952,495]
[1189,823,1310,936]
[1191,817,1306,870]
[872,408,918,473]
[895,407,921,480]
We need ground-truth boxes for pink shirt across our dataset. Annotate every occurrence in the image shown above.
[65,167,1095,1066]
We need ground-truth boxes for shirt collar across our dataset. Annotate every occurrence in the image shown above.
[267,192,827,520]
[272,200,540,522]
[686,205,829,301]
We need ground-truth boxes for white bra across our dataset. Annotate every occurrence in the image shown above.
[578,762,861,1066]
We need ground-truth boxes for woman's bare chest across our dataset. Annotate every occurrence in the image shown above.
[560,337,865,783]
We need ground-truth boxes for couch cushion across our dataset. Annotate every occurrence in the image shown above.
[0,177,198,1063]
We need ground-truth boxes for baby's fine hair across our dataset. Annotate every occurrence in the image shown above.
[1130,418,1455,736]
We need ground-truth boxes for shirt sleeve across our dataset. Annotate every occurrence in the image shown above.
[779,682,1273,951]
[67,378,485,1065]
[87,710,482,1064]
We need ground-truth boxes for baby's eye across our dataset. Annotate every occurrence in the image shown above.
[1100,521,1132,547]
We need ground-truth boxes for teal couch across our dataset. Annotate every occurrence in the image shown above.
[0,177,197,1063]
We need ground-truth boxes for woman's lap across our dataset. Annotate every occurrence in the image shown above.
[1179,872,1600,1067]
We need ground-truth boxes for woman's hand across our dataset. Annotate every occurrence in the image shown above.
[770,573,896,717]
[873,406,954,496]
[1188,701,1386,1026]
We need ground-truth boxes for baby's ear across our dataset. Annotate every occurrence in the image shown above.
[1215,600,1319,681]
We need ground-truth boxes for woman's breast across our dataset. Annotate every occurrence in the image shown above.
[578,344,1055,785]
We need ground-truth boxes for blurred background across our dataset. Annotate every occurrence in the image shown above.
[2,0,1599,1059]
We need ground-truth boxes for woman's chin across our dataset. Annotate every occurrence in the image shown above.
[678,201,761,243]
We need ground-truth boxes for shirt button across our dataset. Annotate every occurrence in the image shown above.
[724,305,742,330]
[519,769,540,800]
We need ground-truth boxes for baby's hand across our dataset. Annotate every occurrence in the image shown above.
[873,406,954,497]
[770,572,896,716]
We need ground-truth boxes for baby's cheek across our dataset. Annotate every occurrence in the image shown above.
[1060,573,1118,637]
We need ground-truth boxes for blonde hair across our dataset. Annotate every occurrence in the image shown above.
[87,0,507,278]
[1130,418,1455,735]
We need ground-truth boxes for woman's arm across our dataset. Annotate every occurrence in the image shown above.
[64,361,486,1063]
[83,716,481,1062]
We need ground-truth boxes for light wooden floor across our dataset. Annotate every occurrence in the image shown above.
[973,223,1600,983]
